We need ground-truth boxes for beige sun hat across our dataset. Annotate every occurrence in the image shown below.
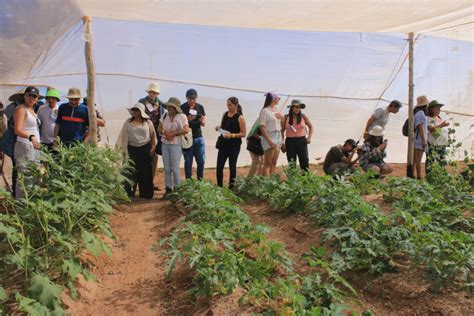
[66,87,82,99]
[368,125,384,137]
[128,103,150,119]
[146,82,160,94]
[163,97,182,113]
[416,95,429,108]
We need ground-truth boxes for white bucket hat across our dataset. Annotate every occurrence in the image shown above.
[128,103,149,119]
[66,87,82,99]
[368,125,384,137]
[146,82,160,94]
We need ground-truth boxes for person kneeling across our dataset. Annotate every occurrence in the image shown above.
[323,139,358,176]
[359,126,392,176]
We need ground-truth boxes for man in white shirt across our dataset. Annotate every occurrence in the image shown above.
[363,100,402,140]
[37,89,61,150]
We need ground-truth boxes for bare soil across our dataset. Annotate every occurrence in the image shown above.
[65,164,474,315]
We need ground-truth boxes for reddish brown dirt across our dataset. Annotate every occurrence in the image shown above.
[65,165,473,315]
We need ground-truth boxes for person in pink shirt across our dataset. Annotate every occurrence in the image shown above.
[281,99,313,171]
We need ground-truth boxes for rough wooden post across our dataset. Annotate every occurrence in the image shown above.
[83,16,98,145]
[407,32,415,178]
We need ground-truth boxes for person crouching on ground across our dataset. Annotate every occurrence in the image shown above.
[159,97,189,200]
[323,138,358,176]
[281,99,313,171]
[215,97,246,188]
[116,103,157,199]
[259,91,283,176]
[359,125,392,176]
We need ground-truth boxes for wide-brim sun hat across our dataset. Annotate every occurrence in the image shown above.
[45,89,61,101]
[163,97,182,113]
[428,100,445,108]
[288,99,306,109]
[146,82,160,94]
[8,87,44,102]
[66,87,82,99]
[368,125,384,137]
[416,95,429,108]
[128,103,150,119]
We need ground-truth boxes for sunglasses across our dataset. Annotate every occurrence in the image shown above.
[27,94,39,99]
[131,108,139,112]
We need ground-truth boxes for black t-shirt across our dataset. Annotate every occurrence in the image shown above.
[323,145,348,173]
[220,112,242,146]
[180,102,206,139]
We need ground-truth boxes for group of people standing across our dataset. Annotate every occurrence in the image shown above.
[0,86,105,198]
[322,95,450,180]
[1,83,451,200]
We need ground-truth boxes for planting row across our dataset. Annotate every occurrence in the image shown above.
[234,164,473,292]
[0,144,130,314]
[162,179,372,315]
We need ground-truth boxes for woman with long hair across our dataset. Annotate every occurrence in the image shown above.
[259,92,283,176]
[413,96,429,179]
[116,103,157,199]
[281,99,313,171]
[215,97,246,188]
[13,86,42,198]
[159,97,189,199]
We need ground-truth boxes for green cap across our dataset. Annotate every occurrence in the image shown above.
[45,89,61,101]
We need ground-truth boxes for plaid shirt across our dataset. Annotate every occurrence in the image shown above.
[359,141,386,167]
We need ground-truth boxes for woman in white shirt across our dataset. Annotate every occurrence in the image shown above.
[13,86,42,198]
[426,100,450,175]
[159,97,189,199]
[259,91,283,176]
[116,103,157,199]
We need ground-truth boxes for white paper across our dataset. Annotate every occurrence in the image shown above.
[189,109,198,116]
[219,128,230,136]
[145,103,154,112]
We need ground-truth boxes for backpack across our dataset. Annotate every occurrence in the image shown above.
[0,103,19,157]
[402,109,422,137]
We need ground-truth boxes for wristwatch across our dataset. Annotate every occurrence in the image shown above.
[28,135,35,142]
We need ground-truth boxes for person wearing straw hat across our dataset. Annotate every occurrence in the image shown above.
[158,97,189,199]
[363,100,402,140]
[426,100,450,175]
[281,99,313,171]
[54,87,89,146]
[37,89,61,150]
[116,103,157,199]
[139,82,165,191]
[13,86,42,198]
[259,91,283,176]
[359,125,392,176]
[413,95,429,179]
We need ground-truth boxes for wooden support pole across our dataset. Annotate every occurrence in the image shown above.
[406,32,415,178]
[82,16,98,145]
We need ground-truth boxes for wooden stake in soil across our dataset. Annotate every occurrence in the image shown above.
[83,16,98,145]
[406,32,415,178]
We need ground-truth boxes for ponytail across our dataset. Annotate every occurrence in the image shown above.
[228,96,243,115]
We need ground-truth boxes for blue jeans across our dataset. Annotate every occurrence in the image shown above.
[183,137,205,180]
[162,143,182,189]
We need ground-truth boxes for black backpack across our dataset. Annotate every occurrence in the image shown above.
[402,108,423,137]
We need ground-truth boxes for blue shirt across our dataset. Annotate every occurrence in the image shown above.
[56,103,89,144]
[414,110,428,152]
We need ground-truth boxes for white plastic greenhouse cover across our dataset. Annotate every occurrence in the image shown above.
[1,0,473,167]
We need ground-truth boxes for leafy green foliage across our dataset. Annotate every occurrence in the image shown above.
[237,163,473,291]
[0,144,129,314]
[163,180,355,314]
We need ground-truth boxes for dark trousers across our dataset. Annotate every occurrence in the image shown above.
[124,142,154,199]
[285,137,309,171]
[11,156,17,197]
[216,144,241,188]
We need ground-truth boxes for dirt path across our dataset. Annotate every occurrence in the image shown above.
[241,202,474,316]
[65,199,193,316]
